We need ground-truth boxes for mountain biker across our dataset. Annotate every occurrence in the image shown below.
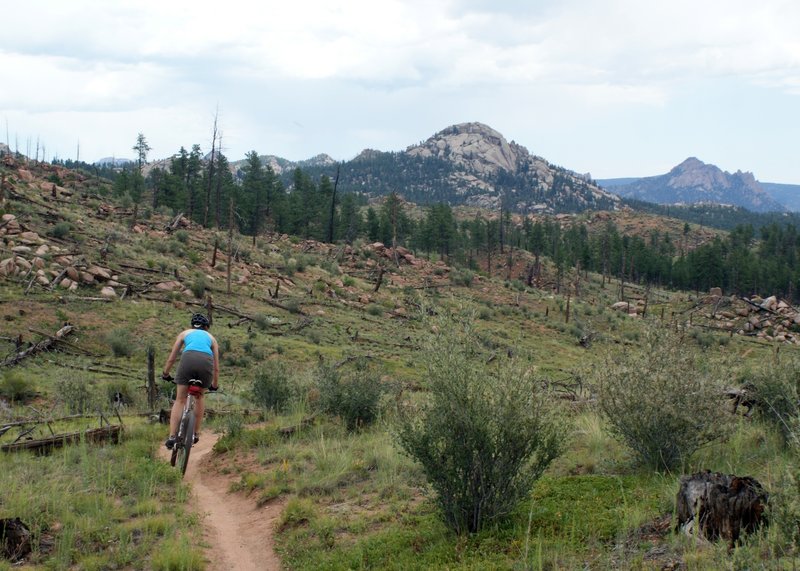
[161,313,220,449]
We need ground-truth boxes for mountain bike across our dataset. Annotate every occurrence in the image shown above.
[163,376,216,477]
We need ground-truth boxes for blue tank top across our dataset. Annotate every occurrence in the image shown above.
[183,330,213,356]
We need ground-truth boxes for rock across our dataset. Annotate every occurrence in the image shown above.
[0,257,15,276]
[15,258,31,271]
[776,335,787,343]
[710,287,723,297]
[736,307,750,317]
[11,245,31,254]
[31,257,45,270]
[66,266,79,281]
[68,282,78,292]
[17,169,34,182]
[744,322,753,332]
[611,301,631,312]
[87,266,111,280]
[1,214,15,222]
[748,316,761,328]
[80,272,96,285]
[370,242,386,251]
[59,278,72,289]
[54,255,73,266]
[18,231,42,245]
[99,286,117,299]
[155,281,183,291]
[36,275,49,286]
[761,296,778,311]
[34,244,49,256]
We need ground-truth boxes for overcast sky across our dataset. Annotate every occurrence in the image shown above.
[3,0,800,182]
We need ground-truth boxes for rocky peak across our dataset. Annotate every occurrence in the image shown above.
[406,121,524,175]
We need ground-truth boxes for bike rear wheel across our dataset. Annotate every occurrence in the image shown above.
[175,412,195,476]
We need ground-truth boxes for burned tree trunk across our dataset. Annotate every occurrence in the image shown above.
[0,518,31,561]
[676,471,768,548]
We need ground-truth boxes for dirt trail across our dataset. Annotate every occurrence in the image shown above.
[159,434,285,570]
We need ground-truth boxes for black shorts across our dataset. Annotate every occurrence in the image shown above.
[175,350,214,389]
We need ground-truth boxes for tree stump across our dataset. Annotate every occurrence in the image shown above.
[0,518,31,561]
[676,470,768,548]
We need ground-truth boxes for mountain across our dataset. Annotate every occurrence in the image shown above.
[599,158,786,213]
[230,153,336,175]
[760,182,800,212]
[297,122,620,214]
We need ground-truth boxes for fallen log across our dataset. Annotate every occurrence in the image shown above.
[1,325,75,367]
[1,424,122,454]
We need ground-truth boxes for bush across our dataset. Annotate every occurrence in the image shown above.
[174,230,189,243]
[598,325,731,471]
[107,328,134,357]
[0,371,36,403]
[395,314,566,535]
[745,358,800,444]
[61,377,98,414]
[316,359,383,430]
[251,361,292,413]
[189,273,207,299]
[449,268,474,287]
[49,221,72,239]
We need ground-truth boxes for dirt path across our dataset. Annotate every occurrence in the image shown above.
[159,434,285,570]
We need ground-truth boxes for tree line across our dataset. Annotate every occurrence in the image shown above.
[60,134,800,302]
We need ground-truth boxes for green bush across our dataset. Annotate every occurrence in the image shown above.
[316,359,384,430]
[745,358,800,444]
[251,361,292,413]
[61,377,98,414]
[49,221,72,239]
[0,371,36,403]
[189,273,207,299]
[598,325,731,471]
[449,268,474,287]
[395,314,566,535]
[174,230,189,243]
[107,328,134,357]
[366,304,383,316]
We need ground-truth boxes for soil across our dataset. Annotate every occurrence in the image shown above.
[159,433,286,570]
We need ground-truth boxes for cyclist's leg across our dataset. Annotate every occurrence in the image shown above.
[169,384,189,438]
[194,392,204,438]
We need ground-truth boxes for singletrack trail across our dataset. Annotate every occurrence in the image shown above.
[159,433,285,570]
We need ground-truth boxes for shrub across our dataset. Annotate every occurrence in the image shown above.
[598,325,731,471]
[366,304,383,316]
[316,360,384,430]
[107,328,134,357]
[449,268,474,287]
[174,230,189,243]
[251,361,292,413]
[49,221,72,239]
[0,371,36,403]
[395,314,566,535]
[745,358,800,444]
[61,377,98,414]
[189,273,207,299]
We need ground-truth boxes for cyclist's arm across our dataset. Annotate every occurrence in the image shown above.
[211,337,220,389]
[162,332,186,377]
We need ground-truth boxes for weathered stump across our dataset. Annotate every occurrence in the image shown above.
[0,518,31,561]
[676,470,768,548]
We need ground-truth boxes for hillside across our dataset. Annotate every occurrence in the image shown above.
[2,155,800,569]
[600,158,786,213]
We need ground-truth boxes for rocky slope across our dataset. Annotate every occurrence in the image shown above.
[601,158,785,213]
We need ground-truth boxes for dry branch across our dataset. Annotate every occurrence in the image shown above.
[1,424,122,453]
[1,325,75,367]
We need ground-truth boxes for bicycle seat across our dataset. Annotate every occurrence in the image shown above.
[187,379,204,395]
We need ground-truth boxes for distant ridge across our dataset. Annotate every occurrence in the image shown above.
[599,158,786,213]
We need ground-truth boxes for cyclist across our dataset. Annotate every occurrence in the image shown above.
[161,313,220,449]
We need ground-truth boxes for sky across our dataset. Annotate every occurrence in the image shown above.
[2,0,800,182]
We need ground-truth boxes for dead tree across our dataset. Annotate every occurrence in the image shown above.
[1,325,75,367]
[676,471,768,548]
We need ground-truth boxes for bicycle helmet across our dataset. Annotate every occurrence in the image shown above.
[190,313,210,329]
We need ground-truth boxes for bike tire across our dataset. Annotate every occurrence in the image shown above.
[177,413,195,476]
